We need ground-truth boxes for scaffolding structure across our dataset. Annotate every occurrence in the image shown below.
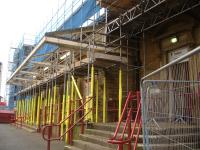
[7,0,200,149]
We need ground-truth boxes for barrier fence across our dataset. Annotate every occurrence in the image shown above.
[141,46,200,149]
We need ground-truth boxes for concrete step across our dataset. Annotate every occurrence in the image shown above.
[147,133,200,144]
[141,142,200,150]
[85,128,143,143]
[79,134,117,149]
[91,123,135,132]
[64,145,82,150]
[73,140,114,150]
[148,126,200,135]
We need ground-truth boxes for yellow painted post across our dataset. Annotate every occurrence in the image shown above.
[71,79,74,119]
[31,96,34,125]
[33,95,37,125]
[71,76,82,100]
[74,90,77,123]
[17,100,19,117]
[18,100,21,117]
[22,99,24,116]
[36,93,41,127]
[118,68,122,121]
[30,98,32,125]
[48,88,51,124]
[65,81,70,144]
[90,65,94,122]
[103,76,106,123]
[95,78,99,123]
[16,100,18,117]
[53,85,56,123]
[26,100,28,124]
[44,91,48,125]
[27,100,29,124]
[61,80,67,137]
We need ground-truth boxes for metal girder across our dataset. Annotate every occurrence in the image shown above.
[130,0,200,36]
[20,71,39,75]
[31,61,51,66]
[107,0,167,34]
[31,61,66,68]
[14,77,40,82]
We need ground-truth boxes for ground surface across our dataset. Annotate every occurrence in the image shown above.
[0,124,65,150]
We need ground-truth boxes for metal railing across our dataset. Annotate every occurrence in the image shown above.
[108,91,141,150]
[141,45,200,150]
[42,96,93,150]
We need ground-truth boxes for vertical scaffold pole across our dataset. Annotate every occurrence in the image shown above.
[48,87,51,124]
[37,86,41,129]
[118,67,122,121]
[90,65,94,122]
[69,78,74,144]
[65,79,70,144]
[95,77,99,123]
[61,79,67,138]
[103,75,106,123]
[53,85,57,123]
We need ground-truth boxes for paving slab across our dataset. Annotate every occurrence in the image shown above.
[0,124,65,150]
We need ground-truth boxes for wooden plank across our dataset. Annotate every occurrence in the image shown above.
[94,52,128,64]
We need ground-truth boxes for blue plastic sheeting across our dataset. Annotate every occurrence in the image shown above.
[34,0,100,63]
[32,43,58,62]
[60,0,100,30]
[10,0,101,106]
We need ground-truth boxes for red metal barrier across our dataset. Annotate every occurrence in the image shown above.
[0,110,15,123]
[108,91,141,150]
[42,97,93,150]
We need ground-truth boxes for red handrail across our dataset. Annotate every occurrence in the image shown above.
[110,92,135,140]
[108,91,141,150]
[42,96,93,150]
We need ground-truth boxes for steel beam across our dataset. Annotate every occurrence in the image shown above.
[107,0,167,34]
[130,0,200,36]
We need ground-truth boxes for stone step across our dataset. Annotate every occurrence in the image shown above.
[92,123,200,135]
[79,134,117,149]
[85,128,200,145]
[73,140,114,150]
[147,133,200,144]
[85,128,143,143]
[91,123,138,133]
[147,126,200,135]
[140,142,200,150]
[64,145,82,150]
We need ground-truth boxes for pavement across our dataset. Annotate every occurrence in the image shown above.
[0,124,65,150]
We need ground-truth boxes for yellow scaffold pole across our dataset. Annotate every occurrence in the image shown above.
[65,80,70,144]
[16,100,18,116]
[48,87,51,124]
[90,65,94,122]
[74,80,78,122]
[26,99,29,124]
[36,92,41,127]
[95,78,99,123]
[53,85,57,123]
[71,79,74,117]
[31,96,34,125]
[103,76,106,123]
[28,99,31,124]
[71,76,82,100]
[118,67,122,121]
[61,80,67,137]
[18,100,21,117]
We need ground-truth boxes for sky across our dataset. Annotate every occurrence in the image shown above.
[0,0,65,100]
